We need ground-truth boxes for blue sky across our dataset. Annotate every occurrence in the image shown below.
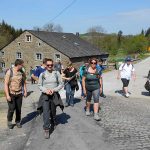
[0,0,150,35]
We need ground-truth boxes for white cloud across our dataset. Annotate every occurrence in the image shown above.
[116,8,150,22]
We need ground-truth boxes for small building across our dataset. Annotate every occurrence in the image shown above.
[0,30,108,75]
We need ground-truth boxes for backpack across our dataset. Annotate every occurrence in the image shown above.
[121,63,134,70]
[41,71,59,86]
[6,68,26,84]
[79,65,86,79]
[6,68,26,94]
[145,80,150,92]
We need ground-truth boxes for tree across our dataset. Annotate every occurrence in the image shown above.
[87,25,106,34]
[42,23,63,32]
[117,30,123,46]
[141,29,145,35]
[145,27,150,37]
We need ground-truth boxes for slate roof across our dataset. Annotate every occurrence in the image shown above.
[28,30,108,58]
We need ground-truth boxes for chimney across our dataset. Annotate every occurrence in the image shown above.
[76,32,79,37]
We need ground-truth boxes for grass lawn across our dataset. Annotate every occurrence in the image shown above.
[0,90,5,98]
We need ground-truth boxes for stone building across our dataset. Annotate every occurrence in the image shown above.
[0,30,108,75]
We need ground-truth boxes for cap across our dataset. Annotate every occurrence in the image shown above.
[125,56,132,62]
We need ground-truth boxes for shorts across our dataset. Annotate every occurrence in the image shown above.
[121,78,130,87]
[86,89,100,103]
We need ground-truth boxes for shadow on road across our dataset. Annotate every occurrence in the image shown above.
[21,111,39,125]
[74,98,81,104]
[56,112,71,125]
[27,91,34,97]
[141,91,150,97]
[115,90,124,96]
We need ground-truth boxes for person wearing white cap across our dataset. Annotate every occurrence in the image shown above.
[117,56,136,98]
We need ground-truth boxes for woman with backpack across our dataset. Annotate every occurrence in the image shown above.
[62,63,78,107]
[82,58,102,121]
[38,58,64,139]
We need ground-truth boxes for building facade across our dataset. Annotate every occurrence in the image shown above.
[0,30,108,76]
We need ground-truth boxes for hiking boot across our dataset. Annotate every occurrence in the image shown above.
[125,93,129,98]
[44,129,50,139]
[7,121,13,129]
[86,110,90,116]
[94,113,101,121]
[16,122,22,128]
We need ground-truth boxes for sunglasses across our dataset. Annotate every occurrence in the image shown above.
[47,64,53,67]
[90,62,97,65]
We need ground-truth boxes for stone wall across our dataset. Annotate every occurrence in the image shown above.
[1,31,70,76]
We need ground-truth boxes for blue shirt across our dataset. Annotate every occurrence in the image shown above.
[33,66,45,78]
[96,64,105,76]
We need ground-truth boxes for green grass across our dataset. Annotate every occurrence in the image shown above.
[0,90,5,98]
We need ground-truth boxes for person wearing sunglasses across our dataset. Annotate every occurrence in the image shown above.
[38,59,64,139]
[82,58,102,121]
[62,63,78,107]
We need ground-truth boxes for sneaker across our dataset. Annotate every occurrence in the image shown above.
[44,129,50,139]
[100,93,106,98]
[7,121,13,129]
[94,113,101,121]
[125,93,129,98]
[64,103,69,107]
[86,110,90,116]
[70,103,74,107]
[16,122,22,128]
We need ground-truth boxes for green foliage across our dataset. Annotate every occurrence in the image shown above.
[0,90,5,98]
[82,29,149,62]
[0,20,23,49]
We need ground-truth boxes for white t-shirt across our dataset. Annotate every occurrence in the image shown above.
[119,63,135,80]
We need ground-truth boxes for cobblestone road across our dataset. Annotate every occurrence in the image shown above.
[98,96,150,150]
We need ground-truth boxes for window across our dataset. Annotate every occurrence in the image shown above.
[26,35,32,42]
[1,51,4,56]
[18,42,21,46]
[36,53,42,60]
[54,53,61,61]
[1,62,5,68]
[16,52,22,59]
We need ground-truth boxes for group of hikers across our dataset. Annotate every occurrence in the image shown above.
[4,56,149,139]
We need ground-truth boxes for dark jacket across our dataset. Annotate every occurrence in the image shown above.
[37,92,64,114]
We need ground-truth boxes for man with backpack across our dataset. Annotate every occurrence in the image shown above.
[117,56,136,98]
[38,58,64,139]
[4,59,27,129]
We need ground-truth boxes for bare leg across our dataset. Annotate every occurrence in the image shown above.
[94,103,99,113]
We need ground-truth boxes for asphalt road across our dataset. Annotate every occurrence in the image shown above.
[0,57,150,150]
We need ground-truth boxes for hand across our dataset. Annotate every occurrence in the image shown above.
[6,95,11,102]
[49,90,54,95]
[66,78,71,81]
[100,87,103,94]
[83,90,87,96]
[117,76,120,80]
[24,91,27,97]
[133,76,136,81]
[46,90,51,95]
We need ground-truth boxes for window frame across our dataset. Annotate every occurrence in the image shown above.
[35,53,43,61]
[25,35,32,42]
[16,52,22,59]
[54,53,61,62]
